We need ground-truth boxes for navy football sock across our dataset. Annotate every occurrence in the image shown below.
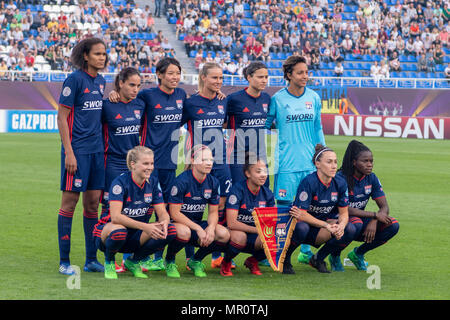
[356,220,399,255]
[224,241,244,262]
[58,209,74,265]
[165,237,189,263]
[104,229,127,263]
[284,240,300,265]
[193,241,227,261]
[317,223,357,261]
[83,210,99,262]
[253,249,267,262]
[184,244,195,259]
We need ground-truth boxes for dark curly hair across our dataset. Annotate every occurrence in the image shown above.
[70,37,108,71]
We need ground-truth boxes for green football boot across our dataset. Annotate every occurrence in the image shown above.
[104,262,118,279]
[165,261,181,278]
[347,248,368,271]
[124,258,148,278]
[187,259,207,278]
[328,255,345,272]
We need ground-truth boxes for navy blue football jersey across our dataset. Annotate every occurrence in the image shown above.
[183,93,228,169]
[226,180,275,227]
[293,172,349,221]
[59,70,106,154]
[139,86,186,170]
[226,89,271,164]
[168,170,220,223]
[102,98,145,158]
[107,172,164,224]
[336,171,385,211]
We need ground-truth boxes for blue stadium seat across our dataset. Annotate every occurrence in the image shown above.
[189,50,197,58]
[407,55,417,62]
[343,71,353,77]
[418,72,427,78]
[444,56,450,63]
[408,72,418,78]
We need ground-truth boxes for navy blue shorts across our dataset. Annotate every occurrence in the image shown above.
[151,168,176,203]
[105,155,127,193]
[241,233,259,253]
[95,225,142,254]
[211,166,232,197]
[189,221,215,247]
[60,150,105,192]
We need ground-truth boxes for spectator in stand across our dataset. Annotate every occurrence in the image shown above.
[183,31,196,56]
[389,51,401,72]
[444,63,450,80]
[370,60,380,80]
[427,55,436,73]
[341,34,353,57]
[418,53,428,72]
[378,59,390,79]
[334,61,344,77]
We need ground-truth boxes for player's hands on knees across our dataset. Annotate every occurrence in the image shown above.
[144,222,166,240]
[375,211,392,225]
[158,220,169,238]
[65,152,77,175]
[108,90,120,103]
[196,227,208,247]
[363,219,377,243]
[289,206,303,220]
[204,225,215,247]
[333,223,345,240]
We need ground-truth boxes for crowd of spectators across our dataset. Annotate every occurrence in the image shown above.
[166,0,449,77]
[0,0,177,80]
[0,0,448,81]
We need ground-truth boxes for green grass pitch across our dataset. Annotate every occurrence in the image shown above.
[0,133,449,300]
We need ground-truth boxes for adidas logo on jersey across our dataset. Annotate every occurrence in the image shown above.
[115,114,123,119]
[155,104,162,109]
[84,88,90,93]
[197,108,204,114]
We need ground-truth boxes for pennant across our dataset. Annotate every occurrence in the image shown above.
[252,206,297,272]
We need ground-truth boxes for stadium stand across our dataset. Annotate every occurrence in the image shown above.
[0,0,448,87]
[170,0,448,79]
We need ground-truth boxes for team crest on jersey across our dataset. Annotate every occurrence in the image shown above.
[218,105,224,114]
[134,110,141,119]
[262,103,268,113]
[278,189,287,198]
[99,84,104,95]
[305,102,313,109]
[144,193,152,203]
[365,185,372,194]
[204,189,212,199]
[258,201,266,208]
[74,179,82,188]
[331,192,338,202]
[176,100,183,109]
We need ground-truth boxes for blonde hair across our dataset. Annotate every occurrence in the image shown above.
[198,62,222,92]
[184,144,211,171]
[126,146,154,171]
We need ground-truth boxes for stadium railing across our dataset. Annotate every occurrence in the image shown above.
[1,70,449,89]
